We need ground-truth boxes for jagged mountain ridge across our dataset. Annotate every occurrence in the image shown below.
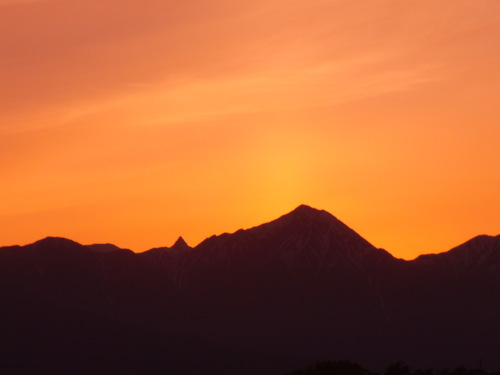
[0,205,499,375]
[145,205,392,266]
[140,205,398,291]
[414,234,500,272]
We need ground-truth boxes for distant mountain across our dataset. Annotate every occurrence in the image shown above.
[0,205,498,375]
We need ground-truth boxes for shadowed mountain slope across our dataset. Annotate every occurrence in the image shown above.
[0,205,498,375]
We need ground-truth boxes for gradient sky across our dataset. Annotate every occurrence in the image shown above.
[1,0,499,259]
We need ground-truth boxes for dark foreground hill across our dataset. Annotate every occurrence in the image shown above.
[0,205,499,375]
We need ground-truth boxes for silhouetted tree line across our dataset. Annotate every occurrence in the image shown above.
[286,360,500,375]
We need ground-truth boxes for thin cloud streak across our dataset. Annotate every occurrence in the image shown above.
[8,50,444,135]
[1,0,498,258]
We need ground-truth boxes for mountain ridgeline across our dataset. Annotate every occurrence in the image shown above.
[1,205,499,375]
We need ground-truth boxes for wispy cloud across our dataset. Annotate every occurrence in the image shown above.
[52,50,442,131]
[1,0,498,258]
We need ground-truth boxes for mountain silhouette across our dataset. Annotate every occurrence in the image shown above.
[0,205,498,375]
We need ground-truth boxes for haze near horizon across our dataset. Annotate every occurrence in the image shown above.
[1,0,498,259]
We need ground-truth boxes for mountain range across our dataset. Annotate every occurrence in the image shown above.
[1,205,499,375]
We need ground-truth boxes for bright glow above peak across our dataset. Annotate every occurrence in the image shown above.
[1,0,498,259]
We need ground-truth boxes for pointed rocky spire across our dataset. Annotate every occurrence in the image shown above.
[171,236,191,250]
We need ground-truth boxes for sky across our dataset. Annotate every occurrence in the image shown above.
[1,0,499,259]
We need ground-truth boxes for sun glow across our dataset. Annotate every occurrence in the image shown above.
[1,0,498,258]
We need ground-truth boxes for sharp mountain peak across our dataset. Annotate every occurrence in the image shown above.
[3,207,498,262]
[277,204,353,229]
[270,204,376,246]
[285,204,333,219]
[171,236,191,250]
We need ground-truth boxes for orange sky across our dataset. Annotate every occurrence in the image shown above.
[1,0,499,259]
